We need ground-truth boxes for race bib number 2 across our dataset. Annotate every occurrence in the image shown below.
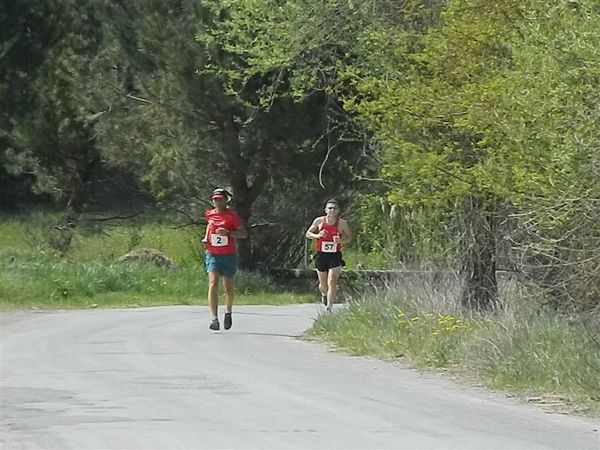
[211,234,229,247]
[321,241,337,253]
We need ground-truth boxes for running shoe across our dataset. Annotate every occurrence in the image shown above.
[209,318,220,331]
[224,312,232,330]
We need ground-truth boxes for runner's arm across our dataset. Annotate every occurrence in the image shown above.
[305,218,323,240]
[201,223,209,243]
[338,219,352,245]
[229,223,248,239]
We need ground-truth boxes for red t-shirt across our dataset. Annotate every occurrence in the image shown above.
[204,208,242,255]
[316,216,341,253]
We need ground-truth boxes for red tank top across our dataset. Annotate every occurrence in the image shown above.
[204,208,242,255]
[316,217,341,253]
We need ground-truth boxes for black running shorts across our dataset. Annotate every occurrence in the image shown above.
[313,252,345,272]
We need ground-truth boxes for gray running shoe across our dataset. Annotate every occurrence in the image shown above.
[224,312,232,330]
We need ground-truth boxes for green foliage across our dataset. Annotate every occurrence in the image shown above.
[348,0,600,208]
[0,256,310,310]
[354,194,458,268]
[0,215,313,310]
[199,0,377,101]
[312,304,473,368]
[92,1,220,203]
[2,0,109,209]
[471,316,600,398]
[336,0,600,308]
[89,1,368,270]
[3,0,599,307]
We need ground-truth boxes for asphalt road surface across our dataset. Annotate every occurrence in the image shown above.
[1,304,598,449]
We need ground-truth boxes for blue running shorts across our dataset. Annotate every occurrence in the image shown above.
[205,252,237,278]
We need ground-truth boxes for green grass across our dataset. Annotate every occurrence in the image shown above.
[69,222,201,264]
[468,316,600,401]
[0,256,314,310]
[0,214,313,310]
[308,278,600,417]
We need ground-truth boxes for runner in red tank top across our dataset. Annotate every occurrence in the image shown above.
[202,188,248,331]
[305,199,352,312]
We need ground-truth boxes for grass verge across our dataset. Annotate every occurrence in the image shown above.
[308,274,600,417]
[0,258,313,310]
[0,215,313,310]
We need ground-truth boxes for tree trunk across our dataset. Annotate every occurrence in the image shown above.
[49,145,98,255]
[221,117,267,270]
[460,195,499,311]
[231,171,267,270]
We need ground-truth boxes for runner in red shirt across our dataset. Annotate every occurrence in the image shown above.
[202,188,248,331]
[305,199,352,312]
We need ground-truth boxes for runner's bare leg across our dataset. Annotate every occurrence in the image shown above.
[223,276,234,313]
[317,270,329,301]
[208,272,219,320]
[327,265,342,310]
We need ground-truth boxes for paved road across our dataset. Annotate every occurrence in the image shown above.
[1,305,598,449]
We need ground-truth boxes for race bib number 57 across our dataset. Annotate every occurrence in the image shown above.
[211,234,229,247]
[321,241,337,253]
